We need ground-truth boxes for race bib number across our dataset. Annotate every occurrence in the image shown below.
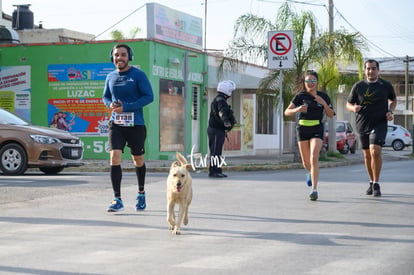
[114,112,134,127]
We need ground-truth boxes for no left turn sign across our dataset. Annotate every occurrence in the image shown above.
[268,30,294,69]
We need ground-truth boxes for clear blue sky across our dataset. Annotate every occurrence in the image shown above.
[2,0,413,58]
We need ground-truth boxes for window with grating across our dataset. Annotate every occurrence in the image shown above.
[192,86,199,121]
[256,93,276,134]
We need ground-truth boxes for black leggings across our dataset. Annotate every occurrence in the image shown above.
[207,127,225,172]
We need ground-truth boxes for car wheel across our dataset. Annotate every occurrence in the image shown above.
[350,141,357,154]
[0,143,28,175]
[391,139,404,151]
[339,143,349,154]
[39,167,64,175]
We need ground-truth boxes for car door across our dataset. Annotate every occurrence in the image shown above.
[384,125,395,146]
[345,122,356,146]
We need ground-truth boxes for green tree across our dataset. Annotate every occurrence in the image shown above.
[221,2,366,160]
[312,28,365,97]
[110,30,124,40]
[110,27,141,40]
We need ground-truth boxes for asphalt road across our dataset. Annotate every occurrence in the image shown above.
[0,156,413,275]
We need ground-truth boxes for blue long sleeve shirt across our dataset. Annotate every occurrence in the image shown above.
[103,66,154,125]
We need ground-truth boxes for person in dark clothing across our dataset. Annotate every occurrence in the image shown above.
[346,59,397,197]
[207,80,237,178]
[284,70,335,201]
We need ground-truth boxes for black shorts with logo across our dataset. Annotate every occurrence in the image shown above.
[108,121,146,156]
[357,123,387,149]
[296,124,324,141]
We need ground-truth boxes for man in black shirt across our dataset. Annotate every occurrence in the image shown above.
[346,59,397,197]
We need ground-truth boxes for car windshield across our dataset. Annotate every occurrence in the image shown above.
[336,124,345,132]
[0,109,29,125]
[325,122,347,132]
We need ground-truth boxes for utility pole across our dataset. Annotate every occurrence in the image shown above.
[328,0,334,32]
[204,0,207,52]
[327,0,337,153]
[405,55,409,130]
[404,55,414,154]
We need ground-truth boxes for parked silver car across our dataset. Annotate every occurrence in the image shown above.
[384,124,412,151]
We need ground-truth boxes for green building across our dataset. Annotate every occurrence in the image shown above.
[0,40,207,160]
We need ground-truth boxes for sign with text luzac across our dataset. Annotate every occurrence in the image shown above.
[47,63,113,136]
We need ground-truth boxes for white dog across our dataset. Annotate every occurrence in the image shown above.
[167,152,193,235]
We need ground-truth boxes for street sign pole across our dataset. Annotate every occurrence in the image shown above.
[278,71,284,156]
[268,30,294,156]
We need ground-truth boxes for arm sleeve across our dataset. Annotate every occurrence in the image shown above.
[123,71,154,112]
[102,78,112,108]
[387,82,397,101]
[217,100,234,128]
[347,83,358,104]
[291,93,301,107]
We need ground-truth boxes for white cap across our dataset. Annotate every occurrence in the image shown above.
[217,80,236,96]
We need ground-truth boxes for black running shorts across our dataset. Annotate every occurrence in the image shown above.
[296,124,324,141]
[108,122,146,156]
[358,123,387,149]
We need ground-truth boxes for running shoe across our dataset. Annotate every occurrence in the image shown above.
[136,192,146,211]
[373,183,381,197]
[209,172,225,178]
[309,191,318,201]
[306,173,312,187]
[107,198,124,212]
[366,182,373,195]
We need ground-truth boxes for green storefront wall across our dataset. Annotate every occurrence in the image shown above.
[0,40,208,160]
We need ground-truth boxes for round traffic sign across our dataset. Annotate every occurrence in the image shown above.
[269,33,292,56]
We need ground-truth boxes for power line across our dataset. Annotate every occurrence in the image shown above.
[284,0,406,58]
[257,0,325,7]
[333,6,399,58]
[91,4,146,41]
[259,0,406,58]
[285,0,325,7]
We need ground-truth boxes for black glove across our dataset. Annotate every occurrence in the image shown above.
[224,119,232,130]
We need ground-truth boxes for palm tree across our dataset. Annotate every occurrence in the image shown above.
[305,28,365,154]
[224,3,318,90]
[312,29,365,93]
[110,27,141,40]
[221,2,366,160]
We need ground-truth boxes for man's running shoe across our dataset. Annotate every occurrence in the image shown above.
[107,198,124,212]
[136,192,146,211]
[309,191,318,201]
[366,182,373,195]
[373,183,381,197]
[306,173,312,187]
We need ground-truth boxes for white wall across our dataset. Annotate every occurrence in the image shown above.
[0,2,12,27]
[207,54,285,156]
[254,134,279,155]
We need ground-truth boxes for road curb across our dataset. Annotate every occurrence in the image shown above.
[64,158,365,174]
